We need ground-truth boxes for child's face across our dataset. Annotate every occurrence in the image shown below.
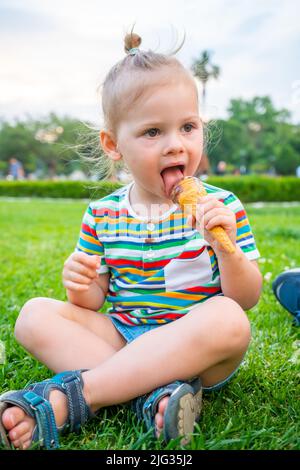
[113,78,203,204]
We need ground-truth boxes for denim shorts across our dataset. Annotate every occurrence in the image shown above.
[109,316,241,393]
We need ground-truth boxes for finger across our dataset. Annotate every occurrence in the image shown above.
[66,260,99,279]
[195,206,227,228]
[64,271,93,285]
[197,195,223,205]
[203,207,232,223]
[72,252,101,269]
[194,202,224,227]
[196,207,233,232]
[197,197,224,214]
[63,280,90,292]
[205,214,235,231]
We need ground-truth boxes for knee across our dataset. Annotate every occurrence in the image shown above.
[14,297,51,346]
[218,297,251,354]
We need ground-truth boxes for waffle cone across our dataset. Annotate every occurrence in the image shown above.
[171,177,235,254]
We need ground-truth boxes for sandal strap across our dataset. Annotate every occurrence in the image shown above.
[132,381,184,431]
[60,371,92,433]
[23,391,59,449]
[0,369,92,450]
[0,388,61,449]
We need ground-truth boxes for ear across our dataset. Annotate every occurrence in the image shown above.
[99,130,122,161]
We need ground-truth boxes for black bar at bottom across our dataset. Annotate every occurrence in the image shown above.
[0,449,298,467]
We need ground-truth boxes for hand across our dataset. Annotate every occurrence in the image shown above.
[187,195,237,253]
[62,252,101,292]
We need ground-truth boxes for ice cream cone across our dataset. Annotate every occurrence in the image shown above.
[171,176,236,254]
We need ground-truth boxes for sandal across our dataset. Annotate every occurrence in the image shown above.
[272,269,300,326]
[0,369,94,449]
[132,377,202,445]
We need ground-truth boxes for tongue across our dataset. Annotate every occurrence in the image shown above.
[161,167,184,199]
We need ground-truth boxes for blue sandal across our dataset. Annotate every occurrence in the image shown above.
[0,369,94,449]
[132,378,202,445]
[272,268,300,326]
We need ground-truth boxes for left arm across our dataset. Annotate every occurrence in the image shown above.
[190,195,263,310]
[216,249,262,310]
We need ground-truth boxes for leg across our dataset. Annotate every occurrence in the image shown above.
[14,297,127,371]
[2,296,126,449]
[83,296,251,406]
[3,296,251,448]
[81,296,250,437]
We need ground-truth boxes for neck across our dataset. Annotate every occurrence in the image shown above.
[129,183,174,219]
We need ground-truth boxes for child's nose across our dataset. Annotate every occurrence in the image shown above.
[162,133,185,155]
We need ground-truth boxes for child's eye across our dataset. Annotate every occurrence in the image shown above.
[145,128,160,137]
[182,123,195,133]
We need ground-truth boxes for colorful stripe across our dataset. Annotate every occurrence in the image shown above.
[76,180,260,324]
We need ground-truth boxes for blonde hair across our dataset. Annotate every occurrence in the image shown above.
[82,30,200,181]
[101,31,198,136]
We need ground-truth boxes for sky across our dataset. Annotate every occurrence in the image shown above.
[0,0,300,126]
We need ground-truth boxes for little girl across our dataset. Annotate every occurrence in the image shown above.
[0,32,262,450]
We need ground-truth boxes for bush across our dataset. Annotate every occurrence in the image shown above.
[206,176,300,202]
[0,176,299,202]
[0,180,121,199]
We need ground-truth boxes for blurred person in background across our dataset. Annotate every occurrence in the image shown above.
[7,157,25,180]
[215,160,227,175]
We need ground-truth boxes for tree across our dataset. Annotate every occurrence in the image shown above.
[0,114,93,178]
[208,96,299,175]
[191,50,220,109]
[191,51,220,176]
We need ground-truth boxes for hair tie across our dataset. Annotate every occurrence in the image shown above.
[128,47,139,56]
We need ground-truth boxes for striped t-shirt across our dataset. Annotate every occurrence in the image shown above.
[76,180,260,325]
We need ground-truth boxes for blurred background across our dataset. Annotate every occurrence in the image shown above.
[1,0,299,182]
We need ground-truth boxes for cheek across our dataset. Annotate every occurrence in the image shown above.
[124,139,155,158]
[136,145,158,163]
[193,130,204,147]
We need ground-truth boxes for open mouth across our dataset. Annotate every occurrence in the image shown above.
[176,164,185,174]
[161,164,185,199]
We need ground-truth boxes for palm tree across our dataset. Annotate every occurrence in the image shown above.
[191,50,220,110]
[191,51,220,177]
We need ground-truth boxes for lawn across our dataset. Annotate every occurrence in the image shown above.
[0,198,299,450]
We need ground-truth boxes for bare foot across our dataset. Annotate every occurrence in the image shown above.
[154,396,169,438]
[1,390,68,450]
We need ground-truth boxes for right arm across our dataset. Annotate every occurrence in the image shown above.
[62,252,110,311]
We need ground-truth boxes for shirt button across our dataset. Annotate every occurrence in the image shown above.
[147,222,156,231]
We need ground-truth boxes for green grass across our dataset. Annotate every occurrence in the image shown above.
[0,199,299,450]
